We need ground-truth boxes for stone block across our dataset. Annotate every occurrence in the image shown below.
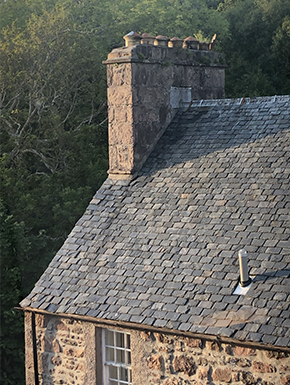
[109,122,134,146]
[25,348,34,371]
[185,337,202,348]
[108,106,114,124]
[24,312,33,351]
[252,361,276,373]
[133,106,159,124]
[234,346,256,356]
[266,350,289,359]
[83,322,96,384]
[198,367,209,380]
[136,86,162,105]
[232,372,239,381]
[140,331,152,341]
[35,313,49,328]
[154,333,172,344]
[132,64,150,86]
[206,340,220,351]
[133,63,159,85]
[116,106,133,124]
[150,46,164,61]
[51,355,62,366]
[212,367,231,383]
[107,86,134,106]
[63,347,84,358]
[172,355,196,376]
[281,375,290,385]
[107,63,132,87]
[54,320,68,331]
[26,369,36,385]
[172,67,186,88]
[110,144,134,172]
[164,377,180,385]
[185,67,202,87]
[147,354,163,370]
[157,65,174,86]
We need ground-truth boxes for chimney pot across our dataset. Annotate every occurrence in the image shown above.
[183,36,199,49]
[168,37,184,48]
[154,35,170,46]
[123,31,142,47]
[141,33,155,45]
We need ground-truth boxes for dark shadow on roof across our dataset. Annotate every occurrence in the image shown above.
[140,96,290,177]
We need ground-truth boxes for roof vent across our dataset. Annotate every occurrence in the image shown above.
[238,249,252,287]
[233,249,253,295]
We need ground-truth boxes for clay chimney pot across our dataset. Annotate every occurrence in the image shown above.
[154,35,170,46]
[183,36,199,49]
[168,37,183,48]
[123,31,142,47]
[141,33,155,45]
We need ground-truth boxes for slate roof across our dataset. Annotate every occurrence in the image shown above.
[21,95,290,348]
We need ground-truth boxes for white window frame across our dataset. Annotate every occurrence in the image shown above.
[103,329,132,385]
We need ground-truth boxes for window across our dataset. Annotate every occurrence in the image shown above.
[104,329,132,385]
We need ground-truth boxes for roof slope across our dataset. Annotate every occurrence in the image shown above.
[21,96,290,348]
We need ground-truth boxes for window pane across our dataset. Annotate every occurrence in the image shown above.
[105,330,131,384]
[106,347,114,362]
[126,334,130,349]
[120,367,128,381]
[109,366,118,380]
[116,349,125,363]
[116,332,124,348]
[126,351,131,365]
[106,330,114,346]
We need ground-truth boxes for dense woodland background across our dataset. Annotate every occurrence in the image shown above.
[0,0,290,383]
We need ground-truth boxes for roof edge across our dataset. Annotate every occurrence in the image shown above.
[19,307,290,353]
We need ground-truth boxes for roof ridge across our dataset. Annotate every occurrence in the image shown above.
[188,95,290,108]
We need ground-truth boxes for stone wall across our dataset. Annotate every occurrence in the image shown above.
[24,312,96,385]
[136,331,290,385]
[25,312,290,385]
[104,42,226,179]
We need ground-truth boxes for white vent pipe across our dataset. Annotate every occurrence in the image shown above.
[238,249,252,287]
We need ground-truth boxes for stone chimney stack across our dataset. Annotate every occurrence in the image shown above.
[103,32,226,180]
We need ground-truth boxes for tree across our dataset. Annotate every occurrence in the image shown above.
[218,0,290,96]
[0,203,27,385]
[271,15,290,94]
[0,6,106,172]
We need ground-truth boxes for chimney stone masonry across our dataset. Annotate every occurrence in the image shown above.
[103,33,226,179]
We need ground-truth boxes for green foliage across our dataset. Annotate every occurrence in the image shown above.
[271,15,290,93]
[103,0,229,41]
[0,203,27,385]
[218,0,290,96]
